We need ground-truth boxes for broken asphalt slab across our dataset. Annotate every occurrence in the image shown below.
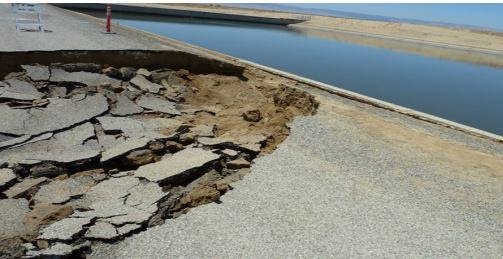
[50,68,121,86]
[0,198,30,238]
[0,79,44,101]
[130,75,161,94]
[100,137,152,163]
[33,175,96,204]
[21,65,50,81]
[65,177,168,236]
[136,94,180,115]
[110,95,144,116]
[25,241,91,258]
[0,135,32,149]
[97,116,181,139]
[0,94,108,136]
[97,116,181,162]
[0,123,101,164]
[85,221,119,240]
[0,168,16,189]
[38,217,92,241]
[3,177,48,199]
[135,147,220,183]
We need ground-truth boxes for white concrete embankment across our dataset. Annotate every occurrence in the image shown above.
[54,3,307,25]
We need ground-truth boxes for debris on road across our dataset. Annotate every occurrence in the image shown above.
[0,62,317,257]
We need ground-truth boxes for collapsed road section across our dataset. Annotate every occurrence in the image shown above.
[0,51,318,258]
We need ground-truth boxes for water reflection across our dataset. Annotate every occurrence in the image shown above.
[75,9,503,135]
[288,25,503,69]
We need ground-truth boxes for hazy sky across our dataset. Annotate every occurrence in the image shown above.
[285,4,503,31]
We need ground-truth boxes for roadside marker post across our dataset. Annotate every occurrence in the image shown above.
[106,4,111,32]
[103,4,115,34]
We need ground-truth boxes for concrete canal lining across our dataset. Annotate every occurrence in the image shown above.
[54,3,308,25]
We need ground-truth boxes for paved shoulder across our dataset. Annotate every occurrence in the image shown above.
[0,4,173,51]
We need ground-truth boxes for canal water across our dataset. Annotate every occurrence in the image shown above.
[83,11,503,135]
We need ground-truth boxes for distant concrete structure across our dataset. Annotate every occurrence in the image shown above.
[55,3,309,25]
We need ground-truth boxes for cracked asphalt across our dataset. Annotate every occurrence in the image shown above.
[91,94,503,258]
[1,4,502,258]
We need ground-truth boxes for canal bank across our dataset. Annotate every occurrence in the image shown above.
[68,7,503,136]
[1,4,502,258]
[57,3,503,54]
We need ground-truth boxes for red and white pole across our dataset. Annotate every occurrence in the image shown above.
[105,4,111,33]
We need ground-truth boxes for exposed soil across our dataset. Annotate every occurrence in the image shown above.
[0,62,318,258]
[179,73,318,153]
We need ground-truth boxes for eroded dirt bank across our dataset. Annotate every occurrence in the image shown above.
[0,60,317,258]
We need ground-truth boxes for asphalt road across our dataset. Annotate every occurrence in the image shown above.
[0,4,172,51]
[1,4,502,258]
[91,93,503,258]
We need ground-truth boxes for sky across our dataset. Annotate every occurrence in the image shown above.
[284,4,503,31]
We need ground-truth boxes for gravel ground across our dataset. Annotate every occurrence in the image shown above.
[91,98,503,258]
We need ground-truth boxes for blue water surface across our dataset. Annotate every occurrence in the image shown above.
[88,12,503,135]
